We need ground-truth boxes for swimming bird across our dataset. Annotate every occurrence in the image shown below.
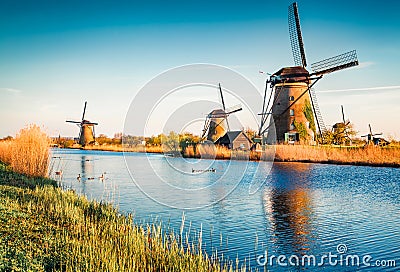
[99,172,106,181]
[77,174,81,182]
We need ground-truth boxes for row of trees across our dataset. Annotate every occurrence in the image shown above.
[123,132,200,152]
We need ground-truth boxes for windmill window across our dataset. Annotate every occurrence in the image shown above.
[290,122,295,130]
[289,96,294,101]
[290,109,294,116]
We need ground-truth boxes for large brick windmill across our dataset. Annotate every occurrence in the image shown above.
[66,101,98,147]
[259,2,359,144]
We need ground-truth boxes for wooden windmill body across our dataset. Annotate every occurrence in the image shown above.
[206,109,229,142]
[266,67,315,144]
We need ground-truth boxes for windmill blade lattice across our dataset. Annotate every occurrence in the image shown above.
[288,2,307,67]
[309,87,327,135]
[311,50,359,76]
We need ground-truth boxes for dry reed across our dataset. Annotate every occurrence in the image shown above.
[84,144,164,153]
[0,124,50,177]
[274,144,400,167]
[70,141,400,167]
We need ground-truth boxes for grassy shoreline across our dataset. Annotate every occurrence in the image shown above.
[66,144,400,168]
[0,163,233,271]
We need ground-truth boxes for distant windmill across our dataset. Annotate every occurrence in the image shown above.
[332,105,352,145]
[201,83,242,142]
[66,101,98,147]
[361,124,389,146]
[259,2,359,144]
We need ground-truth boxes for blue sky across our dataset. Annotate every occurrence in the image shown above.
[0,0,399,139]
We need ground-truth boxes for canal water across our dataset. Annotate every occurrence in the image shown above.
[51,148,399,271]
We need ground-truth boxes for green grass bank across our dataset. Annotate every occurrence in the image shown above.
[0,163,233,272]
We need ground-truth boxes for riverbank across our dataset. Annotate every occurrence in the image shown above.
[71,143,400,168]
[0,163,232,271]
[274,144,400,168]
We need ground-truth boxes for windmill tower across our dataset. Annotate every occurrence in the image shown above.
[259,2,359,144]
[201,83,242,142]
[66,101,98,147]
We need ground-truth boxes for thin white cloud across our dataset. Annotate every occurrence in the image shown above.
[40,104,58,112]
[355,61,374,69]
[0,88,23,94]
[228,64,257,69]
[319,85,400,93]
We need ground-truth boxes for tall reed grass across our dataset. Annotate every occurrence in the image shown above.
[274,144,400,167]
[0,125,50,177]
[68,140,400,167]
[85,144,164,153]
[185,144,275,162]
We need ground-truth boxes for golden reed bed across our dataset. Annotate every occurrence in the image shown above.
[76,142,400,167]
[0,125,50,177]
[84,143,400,167]
[274,144,400,167]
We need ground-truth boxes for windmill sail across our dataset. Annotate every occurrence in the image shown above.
[82,101,87,121]
[225,104,242,115]
[309,87,327,137]
[341,105,346,123]
[218,83,230,131]
[218,83,226,112]
[288,2,307,67]
[311,50,359,76]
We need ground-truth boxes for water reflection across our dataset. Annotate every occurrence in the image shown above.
[263,163,315,256]
[80,155,94,179]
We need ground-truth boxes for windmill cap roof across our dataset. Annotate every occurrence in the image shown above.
[272,66,309,77]
[209,109,225,114]
[270,66,310,85]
